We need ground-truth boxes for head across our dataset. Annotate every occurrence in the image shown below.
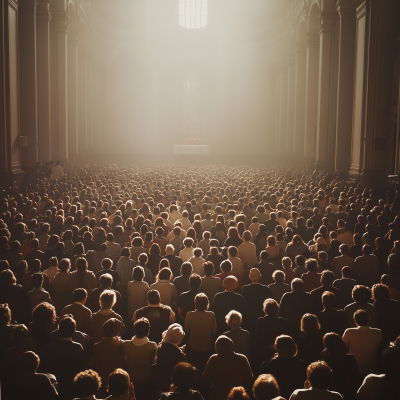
[252,374,280,400]
[323,332,347,357]
[194,292,209,311]
[134,317,150,338]
[225,310,242,328]
[203,261,214,277]
[171,363,197,392]
[72,288,88,303]
[321,270,335,286]
[263,299,279,317]
[223,275,238,292]
[103,318,122,338]
[275,335,298,358]
[215,335,234,355]
[189,273,202,291]
[59,316,76,339]
[147,289,160,305]
[352,285,372,304]
[99,290,116,310]
[272,270,284,283]
[306,361,332,390]
[73,370,102,398]
[291,278,304,292]
[354,309,369,327]
[301,313,321,335]
[249,268,261,283]
[107,369,130,397]
[306,259,318,272]
[19,351,40,374]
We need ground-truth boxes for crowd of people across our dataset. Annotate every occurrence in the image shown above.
[0,163,400,400]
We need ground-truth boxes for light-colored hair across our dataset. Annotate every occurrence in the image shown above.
[225,310,242,327]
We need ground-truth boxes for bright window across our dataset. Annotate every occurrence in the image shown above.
[179,0,208,29]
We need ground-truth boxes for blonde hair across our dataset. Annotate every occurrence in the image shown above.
[225,310,242,327]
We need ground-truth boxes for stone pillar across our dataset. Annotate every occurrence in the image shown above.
[293,44,307,156]
[18,0,38,165]
[335,0,356,172]
[36,0,51,162]
[286,57,296,154]
[279,61,288,154]
[67,32,78,159]
[53,11,68,161]
[78,51,88,153]
[275,66,282,155]
[87,54,93,150]
[315,10,335,171]
[304,33,320,165]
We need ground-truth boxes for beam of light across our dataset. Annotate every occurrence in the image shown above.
[179,0,207,29]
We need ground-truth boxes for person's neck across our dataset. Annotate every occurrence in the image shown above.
[251,281,259,284]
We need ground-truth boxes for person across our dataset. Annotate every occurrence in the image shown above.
[27,272,52,312]
[202,335,254,400]
[252,374,284,400]
[72,369,102,400]
[301,259,322,293]
[70,257,98,294]
[213,275,245,335]
[160,362,204,400]
[228,246,245,278]
[199,261,223,307]
[43,256,60,286]
[242,268,271,336]
[371,283,400,345]
[215,259,243,287]
[116,247,136,294]
[185,293,217,371]
[14,351,58,400]
[95,258,120,290]
[223,227,244,248]
[282,257,297,285]
[321,333,359,400]
[105,368,136,400]
[353,245,380,288]
[289,361,343,400]
[331,244,354,279]
[45,316,86,399]
[121,318,157,400]
[89,318,126,396]
[180,238,195,262]
[255,251,277,286]
[162,244,183,278]
[150,267,178,310]
[286,235,309,261]
[294,255,308,279]
[317,291,348,336]
[279,278,314,336]
[127,266,149,319]
[295,313,324,366]
[199,230,211,258]
[311,270,343,313]
[357,345,400,400]
[134,289,176,343]
[178,273,201,321]
[205,246,225,275]
[268,270,291,303]
[342,310,382,375]
[333,267,357,307]
[344,285,377,328]
[174,262,193,296]
[223,310,251,360]
[60,288,92,335]
[52,258,73,314]
[137,253,154,285]
[90,290,125,344]
[188,247,205,276]
[153,323,187,393]
[237,231,258,268]
[260,335,307,400]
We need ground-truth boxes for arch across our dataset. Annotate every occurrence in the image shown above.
[307,2,321,33]
[297,20,307,48]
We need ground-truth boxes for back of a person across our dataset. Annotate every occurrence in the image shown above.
[90,311,122,344]
[127,280,149,318]
[122,339,157,384]
[199,276,223,306]
[302,271,322,293]
[344,302,377,327]
[268,282,291,303]
[150,280,177,309]
[136,305,171,343]
[333,278,357,307]
[203,352,251,400]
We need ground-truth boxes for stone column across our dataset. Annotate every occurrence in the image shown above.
[18,0,38,165]
[286,57,296,154]
[87,54,93,150]
[279,61,288,154]
[36,0,51,162]
[78,51,88,153]
[335,0,356,172]
[53,11,68,161]
[67,32,78,159]
[293,44,307,156]
[304,33,320,165]
[275,66,282,155]
[315,10,335,171]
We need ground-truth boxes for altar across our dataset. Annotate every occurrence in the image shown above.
[174,145,210,155]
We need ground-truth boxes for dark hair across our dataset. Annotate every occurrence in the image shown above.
[99,273,113,288]
[306,259,317,272]
[263,299,279,317]
[107,368,130,396]
[0,303,11,325]
[307,361,332,389]
[227,387,250,400]
[203,261,214,276]
[19,351,40,374]
[59,316,76,338]
[73,288,88,302]
[352,285,372,303]
[147,289,160,305]
[189,274,202,290]
[133,266,144,281]
[181,262,193,277]
[134,317,150,338]
[354,309,369,326]
[195,293,209,311]
[73,370,102,397]
[171,362,196,392]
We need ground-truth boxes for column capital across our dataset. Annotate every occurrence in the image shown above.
[336,0,356,17]
[53,12,68,31]
[36,0,52,20]
[306,32,320,48]
[319,12,336,32]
